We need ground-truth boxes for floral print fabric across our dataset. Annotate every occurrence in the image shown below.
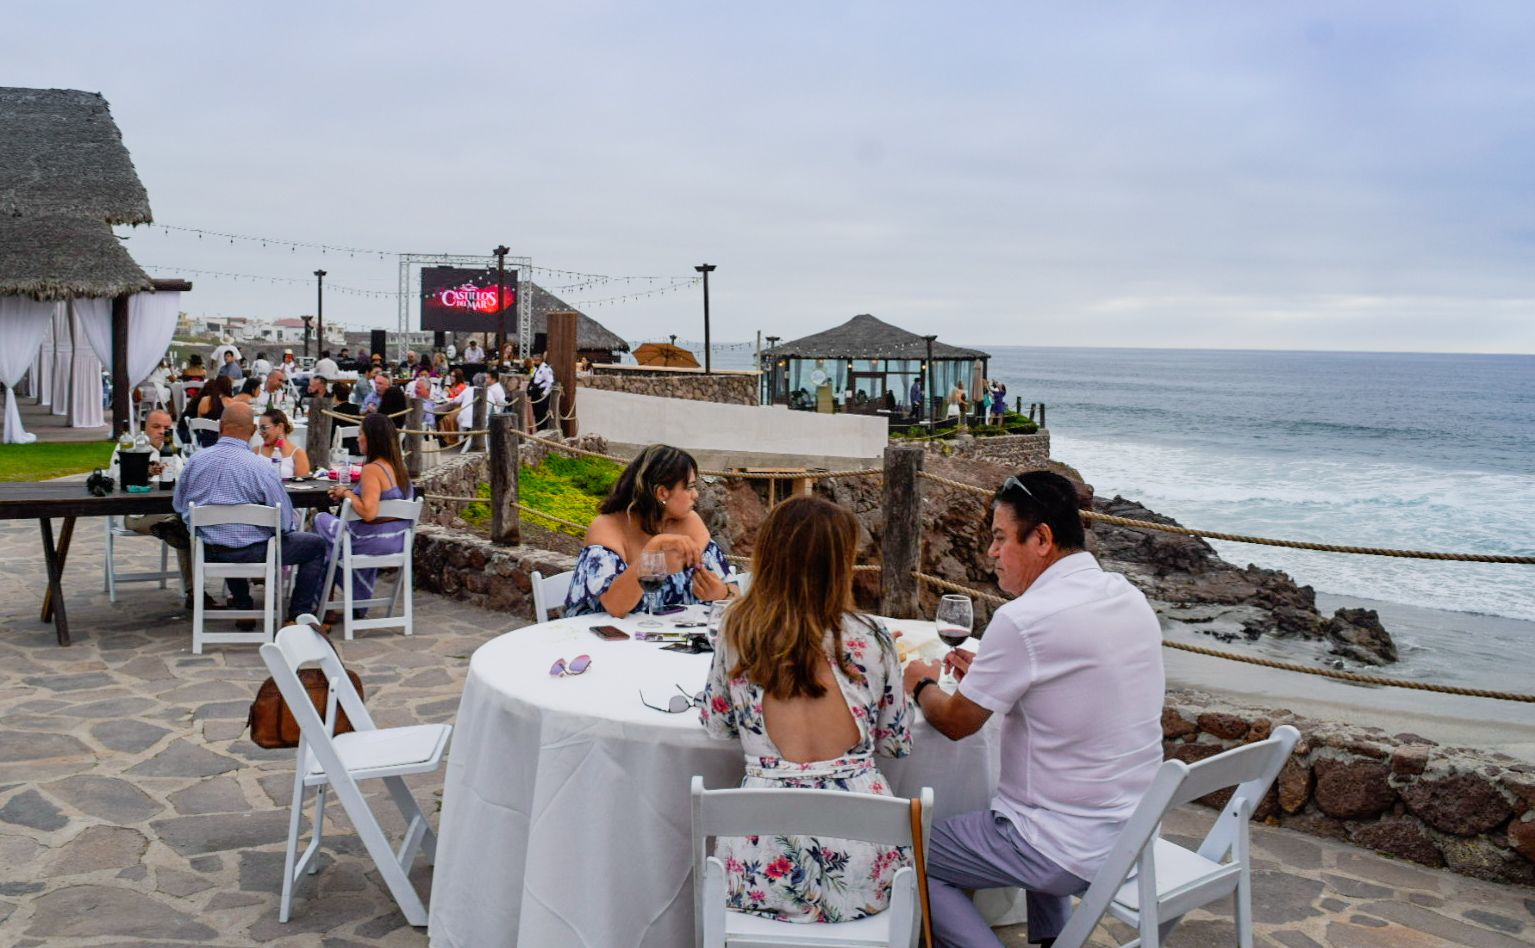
[699,615,913,924]
[562,540,732,617]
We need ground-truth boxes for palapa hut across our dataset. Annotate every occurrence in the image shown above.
[760,313,989,417]
[525,283,629,364]
[0,86,185,440]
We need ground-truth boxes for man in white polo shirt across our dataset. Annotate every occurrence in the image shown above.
[902,470,1165,947]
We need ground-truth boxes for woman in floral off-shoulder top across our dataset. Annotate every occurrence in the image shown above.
[699,495,912,924]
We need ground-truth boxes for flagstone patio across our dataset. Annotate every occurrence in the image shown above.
[0,516,1531,946]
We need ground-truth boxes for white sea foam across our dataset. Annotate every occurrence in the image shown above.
[1053,432,1535,621]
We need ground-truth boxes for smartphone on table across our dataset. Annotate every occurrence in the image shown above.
[590,625,629,641]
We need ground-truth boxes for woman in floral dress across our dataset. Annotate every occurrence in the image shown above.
[699,495,913,923]
[563,444,733,617]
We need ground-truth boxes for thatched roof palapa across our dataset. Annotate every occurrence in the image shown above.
[0,87,152,225]
[763,313,989,361]
[527,283,629,353]
[0,213,153,301]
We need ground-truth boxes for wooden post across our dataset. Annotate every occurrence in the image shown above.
[405,399,424,479]
[489,413,519,545]
[472,387,489,451]
[308,395,333,470]
[1039,403,1046,428]
[880,444,924,619]
[509,386,527,435]
[110,294,131,433]
[547,310,578,437]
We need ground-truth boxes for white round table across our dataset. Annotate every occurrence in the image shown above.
[428,608,1013,948]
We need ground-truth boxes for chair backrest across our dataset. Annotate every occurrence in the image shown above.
[531,569,573,622]
[261,622,377,739]
[332,425,360,455]
[188,502,282,531]
[1055,725,1300,946]
[691,776,931,946]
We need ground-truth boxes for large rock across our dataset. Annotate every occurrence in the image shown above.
[1398,773,1511,836]
[1312,759,1395,819]
[1277,758,1312,814]
[1508,818,1535,862]
[1350,819,1444,867]
[1324,608,1398,665]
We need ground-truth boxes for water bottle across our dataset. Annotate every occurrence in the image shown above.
[338,461,351,487]
[117,422,135,452]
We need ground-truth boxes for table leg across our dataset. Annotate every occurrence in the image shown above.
[39,517,74,646]
[40,516,76,623]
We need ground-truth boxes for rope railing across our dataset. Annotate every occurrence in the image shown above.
[914,470,1535,564]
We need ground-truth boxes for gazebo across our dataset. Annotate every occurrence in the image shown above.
[0,87,185,442]
[759,313,990,418]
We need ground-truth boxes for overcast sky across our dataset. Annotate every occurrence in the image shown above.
[11,2,1535,353]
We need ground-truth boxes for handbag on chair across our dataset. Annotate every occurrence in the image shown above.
[246,634,365,749]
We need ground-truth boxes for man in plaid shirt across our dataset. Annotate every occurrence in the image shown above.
[173,402,328,619]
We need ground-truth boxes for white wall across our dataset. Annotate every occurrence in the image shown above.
[576,388,888,461]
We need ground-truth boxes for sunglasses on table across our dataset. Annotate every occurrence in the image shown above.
[549,654,592,677]
[640,685,704,713]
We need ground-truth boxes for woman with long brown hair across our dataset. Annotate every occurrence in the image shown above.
[699,495,912,924]
[564,444,731,616]
[313,412,414,619]
[192,374,234,447]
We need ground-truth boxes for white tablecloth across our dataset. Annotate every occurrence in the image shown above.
[428,609,1011,948]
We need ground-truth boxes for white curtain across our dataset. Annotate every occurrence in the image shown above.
[34,322,51,406]
[68,300,106,429]
[73,291,181,433]
[50,303,71,415]
[0,297,56,443]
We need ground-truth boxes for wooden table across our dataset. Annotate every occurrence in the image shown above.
[0,481,337,646]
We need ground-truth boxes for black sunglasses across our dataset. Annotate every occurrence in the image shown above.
[640,685,704,714]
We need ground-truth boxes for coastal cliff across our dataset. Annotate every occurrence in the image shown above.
[702,451,1398,666]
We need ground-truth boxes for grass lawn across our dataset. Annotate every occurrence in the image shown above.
[461,452,622,537]
[0,442,115,482]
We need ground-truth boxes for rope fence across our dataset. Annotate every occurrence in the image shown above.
[914,470,1535,565]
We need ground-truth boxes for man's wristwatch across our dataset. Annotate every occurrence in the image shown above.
[911,677,939,706]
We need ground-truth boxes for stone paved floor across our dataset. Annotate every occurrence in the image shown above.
[1,517,1532,946]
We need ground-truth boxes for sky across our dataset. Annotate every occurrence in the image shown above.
[10,2,1535,353]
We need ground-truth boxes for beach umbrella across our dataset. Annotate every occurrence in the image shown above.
[633,342,699,368]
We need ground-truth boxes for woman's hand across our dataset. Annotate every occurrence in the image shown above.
[644,532,701,573]
[693,568,729,602]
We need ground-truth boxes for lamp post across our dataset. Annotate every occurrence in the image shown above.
[314,270,327,353]
[764,335,780,404]
[493,245,510,360]
[922,334,937,429]
[300,314,314,359]
[694,263,716,374]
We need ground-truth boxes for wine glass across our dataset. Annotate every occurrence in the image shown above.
[636,550,668,628]
[934,594,974,687]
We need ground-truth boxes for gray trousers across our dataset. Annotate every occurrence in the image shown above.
[927,810,1088,947]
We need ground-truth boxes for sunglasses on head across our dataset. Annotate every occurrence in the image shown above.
[1000,475,1036,499]
[549,654,592,678]
[640,685,704,713]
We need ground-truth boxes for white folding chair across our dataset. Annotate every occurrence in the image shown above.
[188,502,283,654]
[1054,725,1301,948]
[136,383,165,424]
[318,496,424,640]
[331,425,360,464]
[261,620,451,926]
[530,568,573,622]
[691,776,931,948]
[170,381,189,418]
[103,516,180,603]
[187,417,220,455]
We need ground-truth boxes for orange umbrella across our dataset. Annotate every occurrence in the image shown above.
[633,342,700,368]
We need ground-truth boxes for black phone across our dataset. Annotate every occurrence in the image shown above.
[590,625,629,641]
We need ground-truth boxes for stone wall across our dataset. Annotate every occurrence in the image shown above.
[581,371,758,406]
[415,453,486,529]
[413,525,577,616]
[918,430,1051,471]
[1163,689,1535,886]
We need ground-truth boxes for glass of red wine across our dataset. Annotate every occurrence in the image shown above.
[935,594,974,687]
[637,550,668,628]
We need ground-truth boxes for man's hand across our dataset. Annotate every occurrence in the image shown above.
[944,647,976,683]
[903,658,940,695]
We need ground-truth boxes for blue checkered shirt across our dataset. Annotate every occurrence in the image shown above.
[172,436,296,548]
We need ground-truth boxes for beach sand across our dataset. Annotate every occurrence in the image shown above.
[1162,592,1535,761]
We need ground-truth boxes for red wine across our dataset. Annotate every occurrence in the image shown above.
[937,624,970,649]
[638,576,665,596]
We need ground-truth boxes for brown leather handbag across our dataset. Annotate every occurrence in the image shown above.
[247,662,365,750]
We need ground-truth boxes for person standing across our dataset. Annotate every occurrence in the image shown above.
[173,402,329,621]
[463,338,485,363]
[902,470,1165,947]
[251,351,273,378]
[529,352,555,429]
[217,349,243,381]
[909,376,923,420]
[313,350,339,382]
